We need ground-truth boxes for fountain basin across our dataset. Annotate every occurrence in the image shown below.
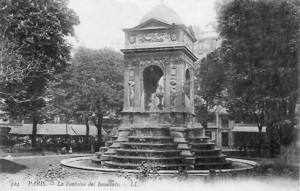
[61,157,257,176]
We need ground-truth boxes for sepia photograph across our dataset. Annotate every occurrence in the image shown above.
[0,0,299,190]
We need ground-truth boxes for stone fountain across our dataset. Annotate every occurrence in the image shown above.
[91,3,232,170]
[61,3,256,175]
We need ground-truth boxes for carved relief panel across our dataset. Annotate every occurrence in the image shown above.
[129,31,177,45]
[182,33,193,51]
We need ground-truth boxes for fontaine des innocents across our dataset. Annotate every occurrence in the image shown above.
[91,3,232,170]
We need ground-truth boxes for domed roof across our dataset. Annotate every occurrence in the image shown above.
[139,3,184,25]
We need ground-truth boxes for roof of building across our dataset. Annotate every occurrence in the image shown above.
[232,125,266,132]
[139,2,184,25]
[208,105,228,115]
[9,123,107,136]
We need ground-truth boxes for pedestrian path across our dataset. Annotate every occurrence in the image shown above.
[0,153,94,160]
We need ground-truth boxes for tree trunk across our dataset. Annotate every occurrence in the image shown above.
[201,121,208,129]
[257,125,263,157]
[267,123,276,157]
[90,112,104,152]
[97,112,103,148]
[84,114,90,142]
[199,104,209,129]
[269,127,276,157]
[31,113,39,147]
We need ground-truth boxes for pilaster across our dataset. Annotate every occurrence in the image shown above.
[134,65,141,110]
[123,67,130,110]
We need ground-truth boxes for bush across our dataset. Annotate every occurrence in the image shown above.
[251,163,299,179]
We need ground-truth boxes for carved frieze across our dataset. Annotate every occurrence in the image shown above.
[182,34,194,51]
[174,58,185,65]
[129,35,136,44]
[129,32,177,44]
[170,33,177,41]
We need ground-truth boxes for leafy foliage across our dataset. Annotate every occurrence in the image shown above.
[252,162,299,180]
[194,48,226,128]
[50,47,124,146]
[217,0,300,154]
[1,0,79,98]
[117,163,161,182]
[71,47,124,116]
[0,0,79,146]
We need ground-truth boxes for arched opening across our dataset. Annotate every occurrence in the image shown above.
[143,65,164,111]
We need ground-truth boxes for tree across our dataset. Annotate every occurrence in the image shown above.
[194,48,226,129]
[217,0,300,156]
[1,0,79,147]
[58,47,124,150]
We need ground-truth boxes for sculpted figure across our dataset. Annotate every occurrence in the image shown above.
[170,80,177,109]
[142,33,152,42]
[128,81,135,108]
[129,35,136,44]
[171,33,177,41]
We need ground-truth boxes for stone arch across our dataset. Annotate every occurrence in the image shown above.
[139,60,165,77]
[142,65,164,111]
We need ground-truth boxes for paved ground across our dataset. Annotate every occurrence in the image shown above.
[0,153,299,191]
[0,154,94,174]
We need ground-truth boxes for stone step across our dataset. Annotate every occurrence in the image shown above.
[116,148,181,153]
[109,142,121,148]
[121,142,177,150]
[173,137,188,143]
[181,150,194,157]
[189,143,215,150]
[111,155,183,164]
[100,147,109,153]
[90,157,102,164]
[104,148,116,155]
[112,155,183,160]
[188,137,211,143]
[128,136,173,143]
[95,152,102,159]
[178,143,190,149]
[115,149,181,157]
[192,149,222,157]
[105,141,113,147]
[100,154,112,161]
[106,161,185,170]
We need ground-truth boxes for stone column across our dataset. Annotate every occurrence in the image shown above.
[123,67,130,111]
[140,75,144,111]
[134,65,140,110]
[176,64,183,111]
[164,64,171,111]
[190,67,195,114]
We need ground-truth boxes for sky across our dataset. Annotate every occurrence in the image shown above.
[68,0,217,51]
